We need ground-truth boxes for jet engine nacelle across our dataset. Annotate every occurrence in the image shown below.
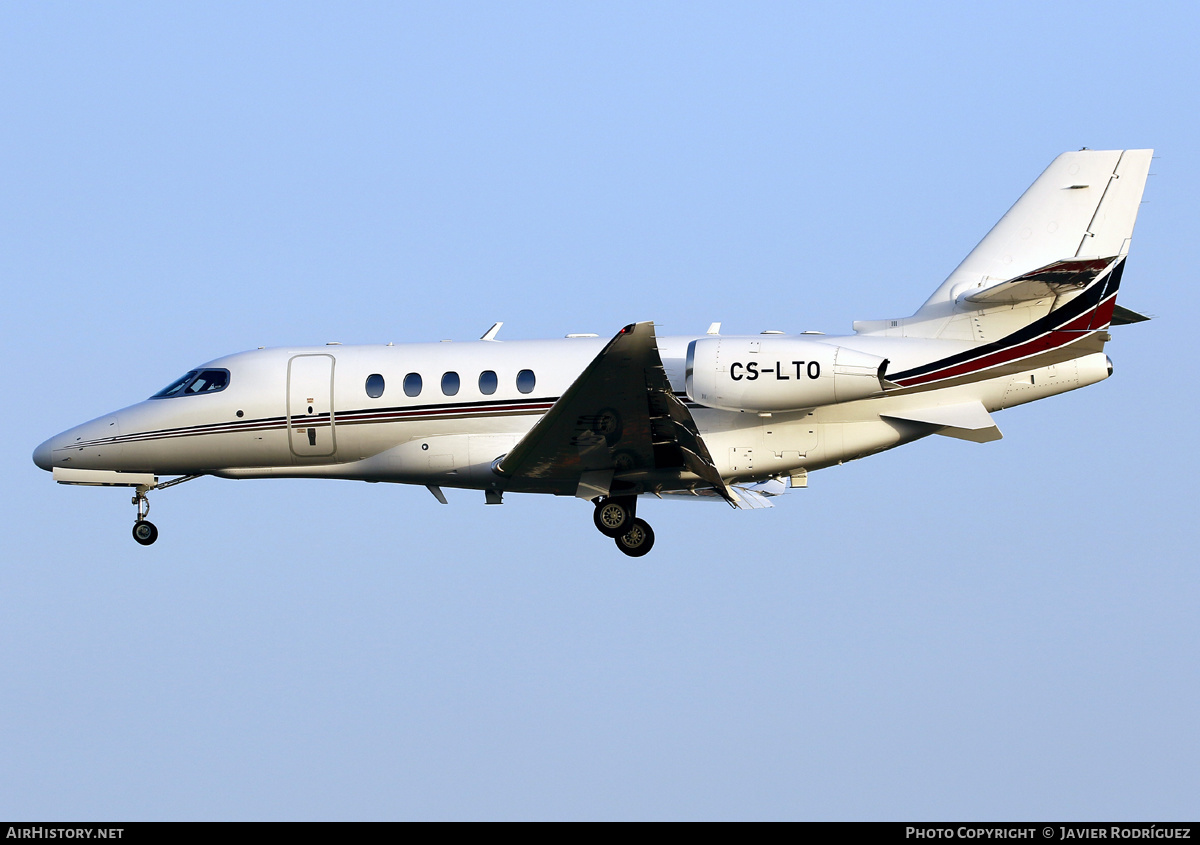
[685,337,890,413]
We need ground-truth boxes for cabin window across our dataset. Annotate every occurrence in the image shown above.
[516,369,536,394]
[441,371,460,396]
[365,374,385,398]
[149,368,230,399]
[478,370,498,395]
[403,373,422,397]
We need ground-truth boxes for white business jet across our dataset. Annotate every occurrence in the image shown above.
[33,149,1154,556]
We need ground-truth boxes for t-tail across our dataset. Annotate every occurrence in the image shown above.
[855,149,1153,388]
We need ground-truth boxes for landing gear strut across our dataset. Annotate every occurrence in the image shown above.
[592,496,656,557]
[128,475,202,546]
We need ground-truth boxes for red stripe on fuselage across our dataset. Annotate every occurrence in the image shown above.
[895,293,1116,388]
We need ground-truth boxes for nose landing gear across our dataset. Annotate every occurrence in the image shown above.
[127,474,202,546]
[592,496,656,557]
[132,487,158,545]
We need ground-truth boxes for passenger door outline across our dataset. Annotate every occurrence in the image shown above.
[287,354,336,458]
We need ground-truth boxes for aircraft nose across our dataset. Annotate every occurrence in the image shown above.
[33,437,55,471]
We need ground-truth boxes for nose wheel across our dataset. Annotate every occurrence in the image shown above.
[132,519,158,545]
[131,488,158,545]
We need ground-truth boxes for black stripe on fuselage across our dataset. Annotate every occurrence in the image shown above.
[68,396,562,449]
[888,258,1124,383]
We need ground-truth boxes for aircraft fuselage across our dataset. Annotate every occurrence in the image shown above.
[34,332,1110,492]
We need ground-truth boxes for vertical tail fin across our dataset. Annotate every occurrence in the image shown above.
[922,148,1152,310]
[855,149,1153,340]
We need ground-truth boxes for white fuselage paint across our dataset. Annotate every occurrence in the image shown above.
[35,332,1112,493]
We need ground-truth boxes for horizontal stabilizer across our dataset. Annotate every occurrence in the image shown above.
[1111,304,1151,325]
[882,401,1003,443]
[961,257,1115,305]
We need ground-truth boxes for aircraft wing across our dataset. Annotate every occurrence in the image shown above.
[495,322,733,503]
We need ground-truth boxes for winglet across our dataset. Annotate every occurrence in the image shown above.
[481,322,503,341]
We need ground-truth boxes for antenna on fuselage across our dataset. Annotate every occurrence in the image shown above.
[706,322,721,335]
[481,322,503,341]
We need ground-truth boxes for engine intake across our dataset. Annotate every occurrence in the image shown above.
[685,337,889,413]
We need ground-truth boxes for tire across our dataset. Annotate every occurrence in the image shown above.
[132,520,159,546]
[593,499,629,537]
[614,518,654,557]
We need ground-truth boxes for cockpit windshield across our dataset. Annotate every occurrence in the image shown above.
[150,368,230,399]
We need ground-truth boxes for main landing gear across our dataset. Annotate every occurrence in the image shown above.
[592,496,655,557]
[128,475,201,546]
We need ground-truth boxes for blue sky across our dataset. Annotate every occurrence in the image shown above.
[2,1,1197,820]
